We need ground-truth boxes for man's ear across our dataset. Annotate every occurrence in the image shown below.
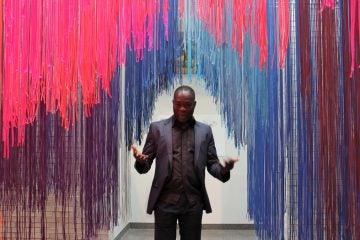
[193,101,197,107]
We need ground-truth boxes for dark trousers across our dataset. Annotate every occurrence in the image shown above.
[154,208,203,240]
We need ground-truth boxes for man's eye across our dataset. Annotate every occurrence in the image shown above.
[174,103,192,108]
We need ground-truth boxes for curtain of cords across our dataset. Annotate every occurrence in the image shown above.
[182,0,359,239]
[0,0,180,239]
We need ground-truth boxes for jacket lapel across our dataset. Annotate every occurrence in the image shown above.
[163,117,173,170]
[194,121,202,168]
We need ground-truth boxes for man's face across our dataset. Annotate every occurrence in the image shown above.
[172,90,196,123]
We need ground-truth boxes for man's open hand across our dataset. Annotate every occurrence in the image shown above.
[131,144,149,162]
[220,157,239,174]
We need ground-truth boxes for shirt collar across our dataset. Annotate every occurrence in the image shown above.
[172,115,196,128]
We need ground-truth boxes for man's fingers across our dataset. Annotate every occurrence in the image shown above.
[131,144,138,153]
[226,157,239,164]
[230,159,239,165]
[131,144,141,157]
[221,157,239,171]
[139,154,149,160]
[131,144,148,161]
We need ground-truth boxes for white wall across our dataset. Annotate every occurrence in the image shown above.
[109,68,131,239]
[130,79,252,224]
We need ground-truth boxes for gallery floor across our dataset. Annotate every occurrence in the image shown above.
[119,228,258,240]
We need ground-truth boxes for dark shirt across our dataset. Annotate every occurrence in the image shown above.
[157,116,203,212]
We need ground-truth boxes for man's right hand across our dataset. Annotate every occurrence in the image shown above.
[131,144,149,163]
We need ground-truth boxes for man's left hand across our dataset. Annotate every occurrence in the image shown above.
[220,157,239,174]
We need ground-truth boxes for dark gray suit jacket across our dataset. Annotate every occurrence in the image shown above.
[135,116,230,214]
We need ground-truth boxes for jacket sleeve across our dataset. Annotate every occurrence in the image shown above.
[134,123,157,174]
[206,126,230,182]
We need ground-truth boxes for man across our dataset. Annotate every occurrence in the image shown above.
[132,85,238,240]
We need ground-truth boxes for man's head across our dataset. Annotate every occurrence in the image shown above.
[173,85,196,123]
